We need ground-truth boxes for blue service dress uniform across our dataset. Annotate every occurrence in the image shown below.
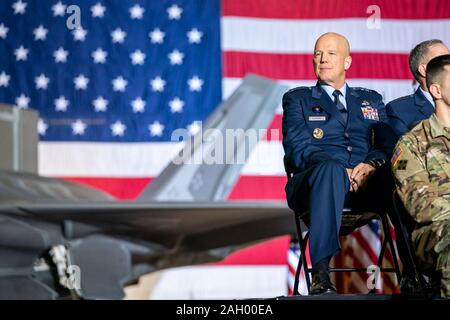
[282,83,390,265]
[386,87,434,138]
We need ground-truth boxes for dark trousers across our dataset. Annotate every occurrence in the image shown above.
[285,160,396,266]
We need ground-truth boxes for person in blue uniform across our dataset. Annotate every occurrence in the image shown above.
[282,32,391,295]
[386,39,449,138]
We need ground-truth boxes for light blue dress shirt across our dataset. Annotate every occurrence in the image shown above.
[320,83,348,110]
[419,87,435,108]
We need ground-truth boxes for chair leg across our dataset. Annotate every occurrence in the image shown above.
[293,213,302,295]
[293,214,311,295]
[381,215,402,285]
[392,196,430,298]
[300,233,311,293]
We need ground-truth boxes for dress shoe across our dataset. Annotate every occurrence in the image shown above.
[309,271,337,295]
[309,257,336,295]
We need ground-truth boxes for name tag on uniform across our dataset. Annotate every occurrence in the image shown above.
[308,116,326,121]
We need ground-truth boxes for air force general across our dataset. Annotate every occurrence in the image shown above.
[282,32,392,294]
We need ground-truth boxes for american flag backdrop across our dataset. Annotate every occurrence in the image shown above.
[1,0,450,297]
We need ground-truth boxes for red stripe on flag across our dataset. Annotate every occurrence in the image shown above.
[352,230,379,263]
[222,0,450,19]
[228,176,287,200]
[224,51,412,80]
[344,247,372,293]
[62,177,152,200]
[264,115,282,141]
[210,235,290,265]
[346,245,397,293]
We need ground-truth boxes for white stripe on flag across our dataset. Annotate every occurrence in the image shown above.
[223,78,416,104]
[39,141,287,177]
[150,266,288,300]
[39,142,183,177]
[221,17,450,53]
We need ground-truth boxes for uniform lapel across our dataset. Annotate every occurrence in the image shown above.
[415,88,434,118]
[345,85,361,125]
[312,83,346,127]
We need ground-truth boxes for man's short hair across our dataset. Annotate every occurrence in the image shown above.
[409,39,443,82]
[426,54,450,89]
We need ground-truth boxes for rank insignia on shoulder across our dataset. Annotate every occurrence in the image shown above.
[312,128,324,139]
[312,106,323,114]
[391,146,404,166]
[361,106,379,121]
[397,159,408,170]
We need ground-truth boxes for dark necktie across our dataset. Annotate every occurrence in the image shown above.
[332,90,348,124]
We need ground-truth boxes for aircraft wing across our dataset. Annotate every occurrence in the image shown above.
[0,171,294,300]
[0,75,293,299]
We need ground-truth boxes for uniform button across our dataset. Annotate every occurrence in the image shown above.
[347,146,352,152]
[344,133,349,138]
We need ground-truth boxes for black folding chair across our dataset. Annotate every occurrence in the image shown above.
[283,156,402,295]
[391,191,432,298]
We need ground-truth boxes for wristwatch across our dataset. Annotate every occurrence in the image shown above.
[364,159,386,169]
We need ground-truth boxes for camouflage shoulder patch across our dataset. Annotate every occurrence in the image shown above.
[396,159,408,170]
[391,145,404,167]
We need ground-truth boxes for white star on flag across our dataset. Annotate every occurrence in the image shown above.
[0,24,9,39]
[149,28,164,44]
[15,94,30,109]
[92,96,108,112]
[12,0,27,15]
[167,4,182,20]
[91,2,106,18]
[130,50,146,65]
[129,4,145,19]
[169,97,184,113]
[72,120,87,136]
[54,47,69,63]
[131,97,146,113]
[35,74,50,90]
[0,72,11,87]
[52,1,66,17]
[149,121,164,137]
[111,121,126,136]
[111,28,126,43]
[188,121,202,136]
[33,25,48,41]
[168,49,184,65]
[188,76,204,92]
[74,74,89,90]
[14,46,28,61]
[73,27,88,42]
[92,48,107,64]
[150,76,166,92]
[187,28,203,44]
[112,76,128,92]
[54,96,69,112]
[38,118,48,135]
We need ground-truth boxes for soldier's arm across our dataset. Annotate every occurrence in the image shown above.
[392,137,450,223]
[282,90,331,172]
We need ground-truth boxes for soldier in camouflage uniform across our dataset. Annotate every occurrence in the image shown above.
[392,54,450,299]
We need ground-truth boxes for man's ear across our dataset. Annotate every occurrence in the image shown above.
[429,83,441,100]
[418,63,427,79]
[344,56,352,71]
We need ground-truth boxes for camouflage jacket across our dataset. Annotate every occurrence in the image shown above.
[392,113,450,224]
